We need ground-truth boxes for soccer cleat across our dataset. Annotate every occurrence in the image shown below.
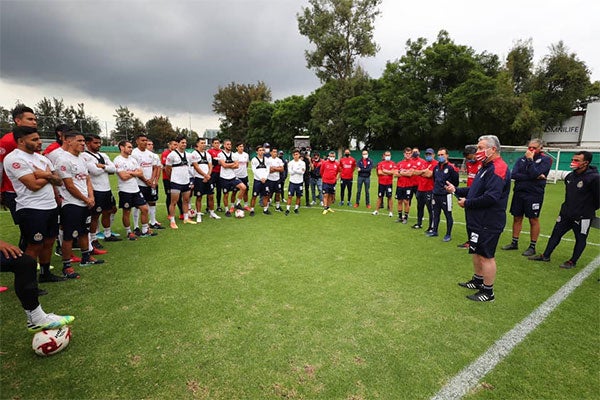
[347,202,351,206]
[285,210,290,216]
[339,201,344,206]
[92,247,108,255]
[388,212,394,217]
[395,217,403,223]
[412,224,422,229]
[95,232,105,240]
[275,206,283,212]
[216,207,224,212]
[443,235,452,242]
[183,219,197,225]
[425,231,438,237]
[62,267,80,279]
[294,209,299,214]
[366,204,371,209]
[402,218,408,224]
[529,254,550,262]
[80,258,105,267]
[322,209,328,215]
[139,229,158,237]
[243,205,251,211]
[560,260,576,269]
[458,280,483,290]
[169,221,178,229]
[128,232,139,241]
[353,203,359,208]
[70,256,82,263]
[457,242,469,248]
[501,243,518,250]
[521,247,536,257]
[54,245,62,257]
[327,208,335,213]
[310,201,316,205]
[151,222,166,230]
[104,235,122,242]
[210,212,221,220]
[225,211,232,217]
[466,290,495,302]
[263,210,272,215]
[37,288,48,296]
[91,240,104,249]
[179,214,184,220]
[196,216,202,223]
[372,211,378,216]
[133,227,142,237]
[28,314,75,333]
[250,210,255,217]
[38,273,66,283]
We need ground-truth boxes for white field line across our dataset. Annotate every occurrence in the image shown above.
[430,254,600,400]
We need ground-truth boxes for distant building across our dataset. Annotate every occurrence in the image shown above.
[542,101,600,148]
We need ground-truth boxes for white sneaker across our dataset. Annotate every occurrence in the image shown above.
[310,201,316,205]
[210,212,221,220]
[196,216,202,223]
[320,201,324,206]
[372,211,379,216]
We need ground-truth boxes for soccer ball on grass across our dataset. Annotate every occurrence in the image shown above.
[32,326,71,356]
[234,209,245,218]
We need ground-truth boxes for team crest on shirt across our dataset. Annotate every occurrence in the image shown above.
[556,215,562,223]
[535,158,541,163]
[444,168,448,173]
[124,203,129,208]
[96,206,102,212]
[12,162,21,169]
[577,181,583,188]
[60,165,67,171]
[0,147,5,155]
[33,232,43,241]
[72,230,79,238]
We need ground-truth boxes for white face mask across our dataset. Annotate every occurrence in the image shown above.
[329,157,335,161]
[362,154,368,159]
[384,156,391,161]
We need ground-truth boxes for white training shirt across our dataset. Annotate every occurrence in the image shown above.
[217,150,237,179]
[267,156,283,181]
[166,150,191,185]
[188,149,212,179]
[251,156,270,181]
[44,146,67,168]
[56,151,90,207]
[232,151,249,179]
[131,148,156,187]
[287,159,306,184]
[114,154,142,193]
[4,149,57,210]
[81,150,115,192]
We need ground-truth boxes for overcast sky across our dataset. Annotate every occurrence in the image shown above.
[1,0,598,135]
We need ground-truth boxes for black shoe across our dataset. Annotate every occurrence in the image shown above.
[501,243,518,250]
[521,247,536,257]
[225,211,232,217]
[529,254,551,262]
[395,218,403,223]
[263,210,272,215]
[560,260,576,269]
[216,207,224,212]
[54,245,62,257]
[39,273,66,283]
[250,210,255,216]
[402,218,408,224]
[133,227,142,236]
[37,288,48,296]
[294,209,299,214]
[458,280,483,290]
[457,242,469,249]
[412,224,422,229]
[104,235,122,242]
[275,206,283,212]
[466,290,494,302]
[285,210,290,216]
[91,240,104,250]
[151,223,166,230]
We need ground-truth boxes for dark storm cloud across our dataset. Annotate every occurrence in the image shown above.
[0,0,319,115]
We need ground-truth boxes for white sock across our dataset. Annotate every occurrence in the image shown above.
[26,305,46,324]
[142,223,149,234]
[110,213,115,227]
[286,205,290,210]
[295,204,299,210]
[132,208,140,229]
[149,205,157,225]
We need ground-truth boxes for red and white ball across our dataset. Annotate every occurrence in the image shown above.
[234,209,245,218]
[32,326,71,356]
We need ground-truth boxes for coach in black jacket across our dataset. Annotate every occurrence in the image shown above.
[529,151,600,269]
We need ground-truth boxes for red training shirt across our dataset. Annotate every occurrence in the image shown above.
[377,160,395,186]
[320,159,341,184]
[339,156,356,180]
[0,132,17,193]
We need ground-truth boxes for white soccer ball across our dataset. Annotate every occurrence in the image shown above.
[32,326,71,356]
[234,209,245,218]
[188,208,197,218]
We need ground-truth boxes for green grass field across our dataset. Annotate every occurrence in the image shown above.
[1,177,598,399]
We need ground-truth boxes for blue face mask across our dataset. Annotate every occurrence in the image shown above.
[467,159,476,163]
[437,156,446,163]
[425,155,433,162]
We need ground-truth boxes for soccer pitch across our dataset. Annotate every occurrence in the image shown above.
[0,181,598,399]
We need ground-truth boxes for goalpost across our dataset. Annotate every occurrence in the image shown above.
[500,145,562,184]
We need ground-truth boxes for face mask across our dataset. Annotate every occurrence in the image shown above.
[570,161,583,170]
[384,156,391,161]
[425,155,433,162]
[362,154,368,159]
[329,157,335,161]
[264,148,270,153]
[467,159,477,163]
[412,152,419,158]
[437,156,446,163]
[475,150,488,162]
[344,153,350,157]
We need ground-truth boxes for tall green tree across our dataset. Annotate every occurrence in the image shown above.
[247,101,275,149]
[112,106,145,142]
[298,0,381,151]
[0,106,12,136]
[35,97,76,136]
[73,103,101,135]
[145,116,176,148]
[212,81,272,145]
[270,95,312,150]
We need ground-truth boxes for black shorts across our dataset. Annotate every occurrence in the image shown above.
[468,230,501,258]
[61,204,91,242]
[139,186,158,203]
[239,176,249,191]
[252,180,270,197]
[267,180,282,195]
[220,177,243,194]
[16,208,59,244]
[119,191,147,209]
[92,190,116,214]
[163,179,171,195]
[395,186,414,200]
[1,191,18,224]
[288,182,303,197]
[169,182,191,193]
[322,182,336,195]
[377,184,393,198]
[193,177,214,196]
[510,192,543,219]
